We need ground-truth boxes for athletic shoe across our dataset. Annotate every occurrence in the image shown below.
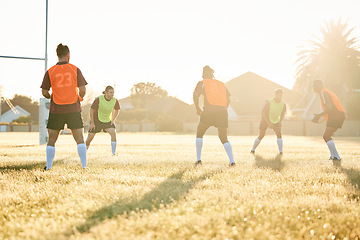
[195,160,202,166]
[329,156,341,161]
[250,150,255,154]
[43,166,49,171]
[229,162,236,167]
[279,152,283,155]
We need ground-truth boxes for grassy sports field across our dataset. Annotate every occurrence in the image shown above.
[0,132,360,240]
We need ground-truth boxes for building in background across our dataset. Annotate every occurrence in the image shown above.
[0,105,30,123]
[226,72,301,120]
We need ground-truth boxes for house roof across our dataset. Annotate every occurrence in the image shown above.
[225,72,301,117]
[118,96,198,122]
[0,105,30,123]
[149,97,198,122]
[118,97,134,110]
[119,97,132,104]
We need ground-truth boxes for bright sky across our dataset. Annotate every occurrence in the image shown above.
[1,0,360,104]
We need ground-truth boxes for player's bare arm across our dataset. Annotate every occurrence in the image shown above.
[193,89,202,115]
[111,109,119,125]
[313,95,332,121]
[280,104,287,123]
[261,101,272,128]
[42,89,51,99]
[79,85,86,98]
[318,102,332,117]
[89,108,96,131]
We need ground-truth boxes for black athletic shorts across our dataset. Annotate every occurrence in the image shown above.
[200,110,228,128]
[89,121,116,133]
[47,112,84,130]
[326,117,345,129]
[259,119,281,130]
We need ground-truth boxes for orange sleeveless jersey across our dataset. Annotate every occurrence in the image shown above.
[202,79,228,107]
[320,89,345,121]
[48,63,80,105]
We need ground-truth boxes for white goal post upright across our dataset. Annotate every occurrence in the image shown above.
[39,98,50,144]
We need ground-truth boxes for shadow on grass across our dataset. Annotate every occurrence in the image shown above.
[254,154,285,172]
[0,144,37,148]
[0,159,65,172]
[73,168,222,234]
[332,160,360,194]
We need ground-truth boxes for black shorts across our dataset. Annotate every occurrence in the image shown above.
[326,118,345,129]
[200,110,228,128]
[89,121,116,133]
[259,119,281,130]
[47,112,84,130]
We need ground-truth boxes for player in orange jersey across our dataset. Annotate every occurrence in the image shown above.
[312,80,346,161]
[193,66,235,166]
[41,43,87,170]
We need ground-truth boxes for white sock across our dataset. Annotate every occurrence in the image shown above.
[251,137,261,151]
[111,141,116,155]
[277,138,283,153]
[46,146,55,170]
[223,142,235,164]
[77,143,87,168]
[326,140,341,159]
[196,138,203,161]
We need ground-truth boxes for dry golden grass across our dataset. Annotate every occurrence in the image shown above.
[1,132,360,240]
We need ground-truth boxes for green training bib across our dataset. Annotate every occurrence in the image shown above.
[98,95,117,123]
[268,98,284,124]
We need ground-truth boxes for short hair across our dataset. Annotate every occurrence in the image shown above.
[202,65,214,79]
[275,88,283,94]
[102,85,114,94]
[313,80,323,85]
[56,43,69,58]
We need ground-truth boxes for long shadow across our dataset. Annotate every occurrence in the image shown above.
[254,154,285,172]
[0,144,37,148]
[74,168,222,234]
[332,160,360,196]
[0,159,65,172]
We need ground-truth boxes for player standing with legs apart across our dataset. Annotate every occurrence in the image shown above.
[312,80,346,161]
[251,89,287,154]
[85,86,120,155]
[41,43,88,170]
[193,65,235,166]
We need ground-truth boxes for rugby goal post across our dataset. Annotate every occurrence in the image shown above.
[0,0,49,144]
[39,98,50,144]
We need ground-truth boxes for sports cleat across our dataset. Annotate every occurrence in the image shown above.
[194,160,202,166]
[250,150,255,154]
[329,156,341,161]
[43,166,49,171]
[279,152,283,155]
[229,162,236,167]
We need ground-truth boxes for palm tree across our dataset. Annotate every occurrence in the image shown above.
[294,19,360,94]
